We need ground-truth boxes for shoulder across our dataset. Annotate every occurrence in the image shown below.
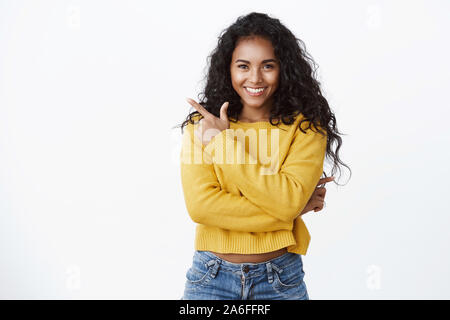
[183,113,203,131]
[291,112,327,139]
[191,113,203,122]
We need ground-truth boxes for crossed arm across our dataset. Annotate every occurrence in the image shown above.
[180,119,327,232]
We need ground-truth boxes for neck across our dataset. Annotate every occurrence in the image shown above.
[238,118,269,123]
[238,104,272,123]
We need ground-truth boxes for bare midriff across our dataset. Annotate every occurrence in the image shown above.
[209,247,288,264]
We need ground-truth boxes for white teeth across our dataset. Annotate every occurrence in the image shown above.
[246,87,265,93]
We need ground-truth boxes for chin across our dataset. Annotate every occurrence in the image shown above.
[243,100,267,108]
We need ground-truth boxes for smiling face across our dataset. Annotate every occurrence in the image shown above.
[230,36,280,121]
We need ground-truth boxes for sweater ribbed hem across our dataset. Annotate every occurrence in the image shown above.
[194,225,301,254]
[286,217,311,255]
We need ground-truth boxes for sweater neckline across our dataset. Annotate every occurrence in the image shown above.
[229,118,279,128]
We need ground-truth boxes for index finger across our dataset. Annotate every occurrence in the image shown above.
[186,98,212,119]
[317,176,335,187]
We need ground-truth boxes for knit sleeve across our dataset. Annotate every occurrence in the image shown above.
[204,122,327,223]
[180,121,293,233]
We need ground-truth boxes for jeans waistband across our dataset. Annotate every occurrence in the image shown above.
[193,250,302,274]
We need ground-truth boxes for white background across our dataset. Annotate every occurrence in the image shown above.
[1,0,449,299]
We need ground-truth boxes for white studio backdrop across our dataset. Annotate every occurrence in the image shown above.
[0,0,449,299]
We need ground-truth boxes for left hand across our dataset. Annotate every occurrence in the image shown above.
[299,176,334,216]
[186,98,230,146]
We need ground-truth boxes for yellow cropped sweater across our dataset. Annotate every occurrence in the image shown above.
[180,112,327,255]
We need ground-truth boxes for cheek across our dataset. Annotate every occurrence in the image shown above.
[230,73,241,92]
[231,72,245,86]
[266,72,280,86]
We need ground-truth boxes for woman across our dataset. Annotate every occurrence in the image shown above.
[177,12,350,300]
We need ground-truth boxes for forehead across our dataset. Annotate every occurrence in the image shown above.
[232,36,276,61]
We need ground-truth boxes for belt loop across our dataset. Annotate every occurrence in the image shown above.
[271,263,284,274]
[206,259,221,279]
[266,262,273,284]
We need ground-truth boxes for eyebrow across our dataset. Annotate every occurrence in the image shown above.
[235,59,277,64]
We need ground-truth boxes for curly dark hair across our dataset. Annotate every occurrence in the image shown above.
[174,12,351,185]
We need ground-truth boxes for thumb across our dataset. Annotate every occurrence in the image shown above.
[220,102,229,122]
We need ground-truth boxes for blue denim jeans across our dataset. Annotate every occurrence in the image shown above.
[181,250,309,300]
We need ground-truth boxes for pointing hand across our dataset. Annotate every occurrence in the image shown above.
[186,98,230,146]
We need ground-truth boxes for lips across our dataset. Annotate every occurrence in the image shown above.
[244,87,267,97]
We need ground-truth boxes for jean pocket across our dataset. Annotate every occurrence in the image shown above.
[271,261,307,299]
[185,259,215,286]
[273,265,304,288]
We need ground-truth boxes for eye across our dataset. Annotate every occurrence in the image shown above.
[238,64,274,70]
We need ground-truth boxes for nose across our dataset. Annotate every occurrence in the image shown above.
[249,68,263,84]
